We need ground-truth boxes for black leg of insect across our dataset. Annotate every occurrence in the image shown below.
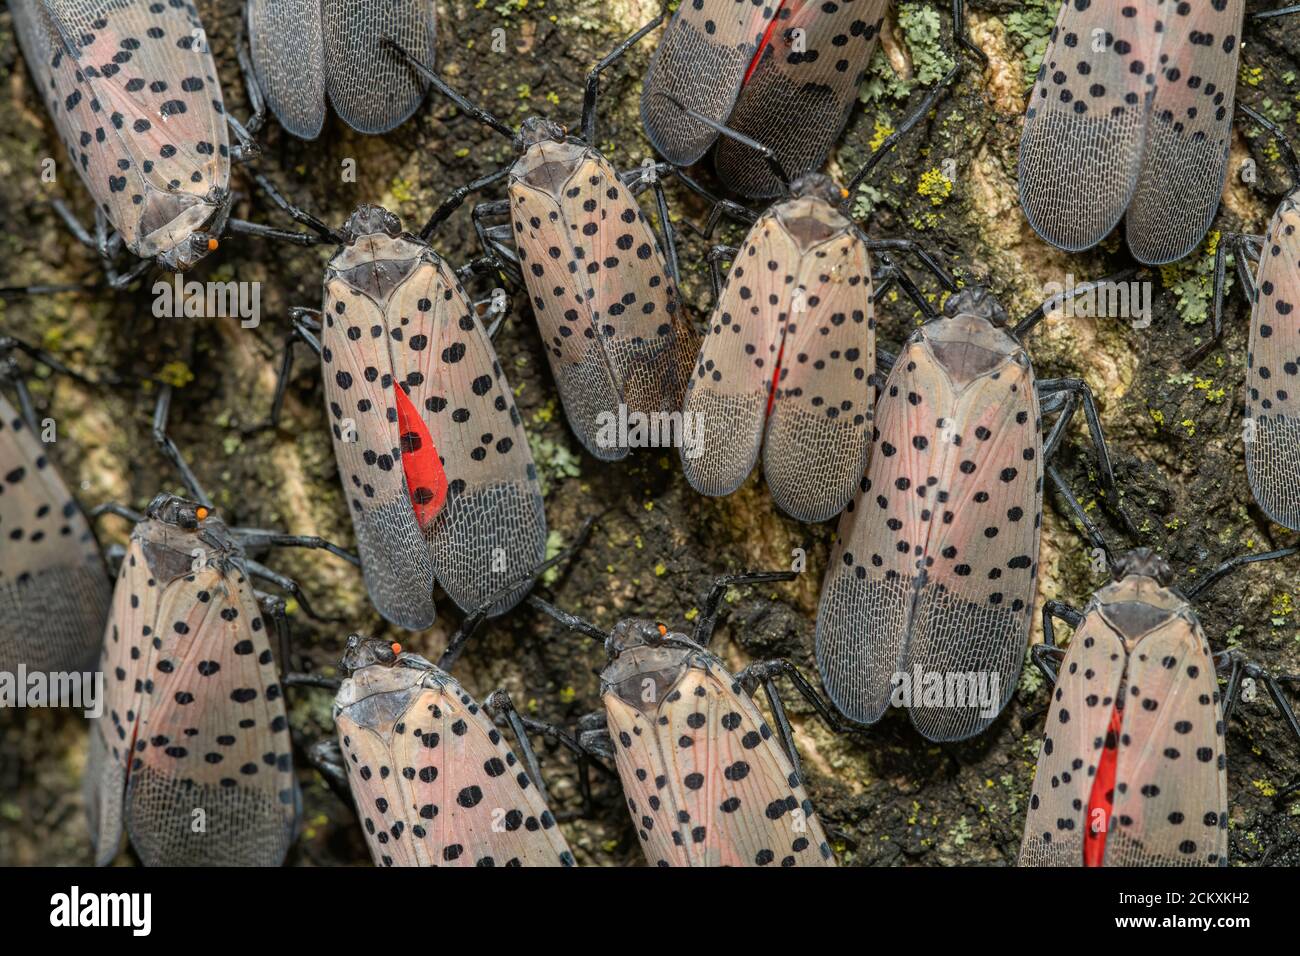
[733,658,855,781]
[150,384,212,508]
[269,309,323,428]
[482,689,564,806]
[844,0,989,196]
[434,517,598,671]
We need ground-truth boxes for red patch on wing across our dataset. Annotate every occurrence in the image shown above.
[766,339,786,420]
[394,383,447,529]
[743,0,794,86]
[1084,704,1124,866]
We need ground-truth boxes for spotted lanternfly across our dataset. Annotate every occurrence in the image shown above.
[816,285,1125,741]
[1020,0,1253,265]
[389,25,700,462]
[1021,549,1230,867]
[0,390,110,673]
[316,635,575,867]
[528,572,839,867]
[681,173,874,522]
[288,204,544,630]
[245,0,434,139]
[8,0,233,271]
[86,494,298,866]
[642,0,887,197]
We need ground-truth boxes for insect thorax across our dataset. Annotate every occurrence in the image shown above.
[917,312,1028,387]
[600,620,715,716]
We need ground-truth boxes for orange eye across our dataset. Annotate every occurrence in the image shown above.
[206,238,219,251]
[195,507,209,521]
[391,643,402,655]
[657,623,668,636]
[840,188,850,199]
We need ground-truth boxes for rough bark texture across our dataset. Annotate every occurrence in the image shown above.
[1,0,1298,866]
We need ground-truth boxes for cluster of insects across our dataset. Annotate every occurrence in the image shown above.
[1,0,1299,868]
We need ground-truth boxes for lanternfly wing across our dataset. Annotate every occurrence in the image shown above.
[10,0,230,257]
[246,0,327,139]
[321,0,435,135]
[1018,0,1156,254]
[640,0,775,165]
[1018,600,1127,867]
[384,253,546,615]
[1106,599,1227,866]
[0,395,109,672]
[335,661,574,867]
[1124,0,1243,264]
[715,0,888,198]
[605,662,835,867]
[87,517,295,866]
[762,198,873,522]
[1245,192,1300,530]
[817,314,1041,740]
[322,227,437,630]
[682,193,873,522]
[509,139,697,460]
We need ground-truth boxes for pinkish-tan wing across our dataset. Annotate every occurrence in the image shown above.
[681,210,788,502]
[903,351,1041,741]
[1107,609,1227,866]
[0,395,109,672]
[87,536,294,866]
[817,334,940,729]
[322,266,437,630]
[1019,0,1157,254]
[1125,0,1244,264]
[87,534,164,865]
[510,142,697,459]
[1245,192,1300,531]
[1018,609,1127,867]
[640,0,776,165]
[337,683,574,867]
[761,206,874,522]
[387,255,546,615]
[715,0,889,197]
[607,665,835,867]
[13,0,230,256]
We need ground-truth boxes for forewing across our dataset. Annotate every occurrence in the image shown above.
[904,357,1041,741]
[0,396,109,672]
[125,560,295,866]
[1107,612,1227,866]
[715,0,888,197]
[86,535,160,865]
[321,0,434,134]
[322,271,437,630]
[389,256,546,615]
[1018,0,1156,253]
[816,337,945,726]
[1125,0,1243,264]
[17,0,230,255]
[609,667,834,867]
[1245,194,1300,530]
[1018,612,1126,867]
[569,150,698,425]
[761,216,873,522]
[338,685,574,866]
[681,213,787,501]
[640,0,775,165]
[247,0,327,139]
